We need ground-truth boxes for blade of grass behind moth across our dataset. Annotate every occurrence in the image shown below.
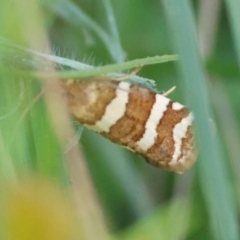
[198,0,221,59]
[12,0,70,182]
[169,170,194,238]
[0,0,35,182]
[83,130,155,218]
[32,52,176,90]
[0,130,16,182]
[0,40,178,91]
[162,1,239,240]
[64,132,110,240]
[2,45,176,77]
[28,85,66,180]
[29,73,110,240]
[55,55,178,79]
[116,197,193,240]
[0,74,31,180]
[224,0,240,68]
[0,42,176,90]
[212,80,240,202]
[0,0,110,238]
[102,0,126,62]
[42,0,117,60]
[31,67,110,239]
[17,0,110,237]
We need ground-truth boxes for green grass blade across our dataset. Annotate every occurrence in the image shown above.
[56,55,178,79]
[116,197,193,240]
[83,130,155,218]
[102,0,125,62]
[43,0,119,61]
[162,1,239,239]
[224,0,240,67]
[0,41,177,91]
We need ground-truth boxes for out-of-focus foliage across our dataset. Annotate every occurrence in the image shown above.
[0,0,240,240]
[1,179,81,240]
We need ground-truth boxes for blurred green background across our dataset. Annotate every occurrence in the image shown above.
[0,0,240,239]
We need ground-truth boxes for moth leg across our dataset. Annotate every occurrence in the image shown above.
[162,86,176,97]
[114,65,143,81]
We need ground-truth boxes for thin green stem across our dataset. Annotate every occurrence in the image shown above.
[162,0,239,239]
[102,0,125,62]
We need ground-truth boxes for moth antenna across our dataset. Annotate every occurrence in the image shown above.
[114,65,143,81]
[162,86,176,97]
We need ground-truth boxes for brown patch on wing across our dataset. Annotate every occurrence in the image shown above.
[62,78,196,173]
[178,125,195,161]
[172,125,196,173]
[145,103,190,168]
[105,85,155,149]
[62,79,118,125]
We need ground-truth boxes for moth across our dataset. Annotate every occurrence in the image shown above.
[61,76,196,174]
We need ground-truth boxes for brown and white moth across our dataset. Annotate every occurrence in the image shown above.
[61,77,196,174]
